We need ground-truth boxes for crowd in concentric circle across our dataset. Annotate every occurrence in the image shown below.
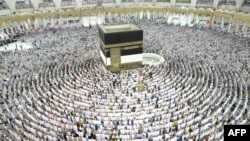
[0,17,249,141]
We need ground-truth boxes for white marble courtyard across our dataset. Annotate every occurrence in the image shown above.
[0,41,33,52]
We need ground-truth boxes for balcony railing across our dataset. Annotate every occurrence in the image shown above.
[219,0,236,5]
[102,0,116,3]
[138,0,153,2]
[196,0,214,3]
[82,0,97,4]
[16,2,34,9]
[39,2,55,7]
[176,0,191,3]
[157,0,170,2]
[61,0,77,6]
[121,0,134,2]
[82,0,115,4]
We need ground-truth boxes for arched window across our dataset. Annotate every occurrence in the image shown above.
[245,0,250,4]
[102,0,116,3]
[220,0,236,5]
[61,0,76,6]
[15,0,33,9]
[39,0,55,7]
[0,0,9,10]
[82,0,97,4]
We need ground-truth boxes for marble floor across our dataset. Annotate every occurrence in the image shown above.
[0,41,33,52]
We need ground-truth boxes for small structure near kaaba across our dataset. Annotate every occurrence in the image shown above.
[98,24,143,73]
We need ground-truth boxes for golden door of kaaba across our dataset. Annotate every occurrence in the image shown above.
[110,48,121,68]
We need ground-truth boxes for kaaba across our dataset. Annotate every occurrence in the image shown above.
[98,24,143,73]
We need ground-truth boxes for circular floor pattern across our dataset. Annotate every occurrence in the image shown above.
[0,22,249,141]
[142,53,165,66]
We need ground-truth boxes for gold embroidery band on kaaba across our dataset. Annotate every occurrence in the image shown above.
[99,38,143,49]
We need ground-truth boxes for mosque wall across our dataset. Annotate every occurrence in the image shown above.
[241,5,250,13]
[0,9,11,16]
[0,0,249,17]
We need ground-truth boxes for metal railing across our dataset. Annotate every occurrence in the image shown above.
[82,0,97,4]
[176,0,191,3]
[61,0,77,6]
[196,0,214,3]
[39,2,55,7]
[219,0,236,5]
[157,0,170,2]
[121,0,134,2]
[138,0,153,2]
[16,2,34,9]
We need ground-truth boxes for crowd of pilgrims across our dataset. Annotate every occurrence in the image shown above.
[0,17,249,141]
